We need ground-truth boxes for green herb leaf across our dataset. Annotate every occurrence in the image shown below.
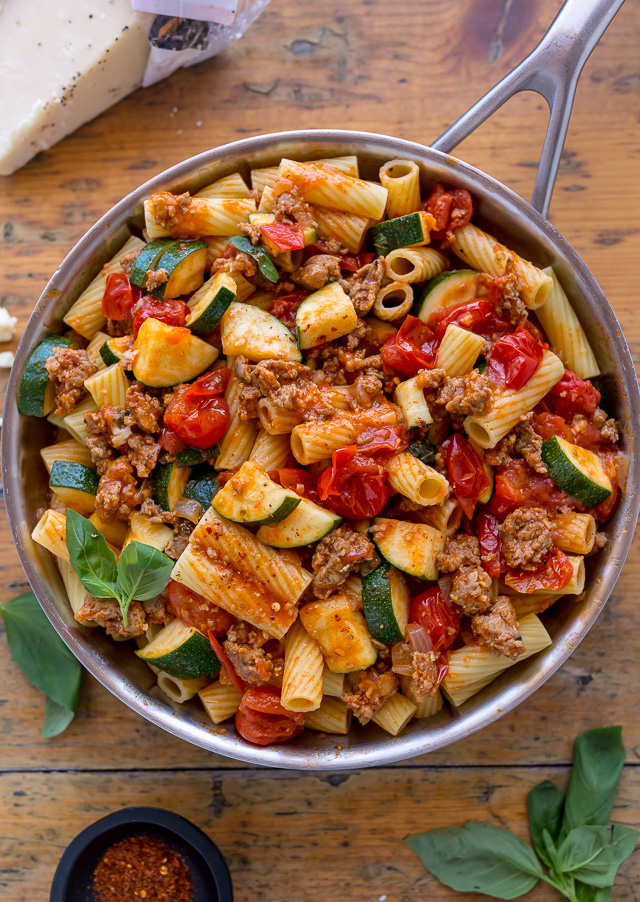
[527,781,565,866]
[0,592,82,738]
[65,509,119,600]
[562,727,625,837]
[408,438,436,467]
[43,696,76,738]
[556,824,639,888]
[117,541,174,625]
[405,822,543,899]
[228,235,279,283]
[574,883,612,902]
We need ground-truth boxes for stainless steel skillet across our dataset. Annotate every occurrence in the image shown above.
[2,0,637,769]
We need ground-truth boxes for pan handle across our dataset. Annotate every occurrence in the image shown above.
[431,0,626,218]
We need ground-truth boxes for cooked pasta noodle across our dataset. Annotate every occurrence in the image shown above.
[384,247,447,284]
[379,159,421,219]
[373,282,414,321]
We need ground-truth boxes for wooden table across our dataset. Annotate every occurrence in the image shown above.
[1,1,639,898]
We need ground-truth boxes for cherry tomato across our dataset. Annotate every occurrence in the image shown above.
[268,291,308,331]
[270,468,319,502]
[490,459,573,519]
[409,586,460,652]
[546,369,601,419]
[504,547,574,593]
[441,434,491,520]
[340,251,376,272]
[132,297,190,338]
[166,580,234,636]
[317,446,390,519]
[164,369,231,450]
[421,183,473,236]
[476,511,504,577]
[235,686,305,746]
[487,326,543,390]
[158,426,186,456]
[531,411,574,443]
[381,315,439,375]
[208,631,246,693]
[430,298,512,340]
[102,272,137,320]
[260,221,305,251]
[357,424,407,456]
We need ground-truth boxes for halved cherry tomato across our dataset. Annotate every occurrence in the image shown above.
[381,314,439,375]
[317,446,390,519]
[166,579,234,636]
[270,468,319,502]
[164,369,231,449]
[476,511,504,577]
[158,426,186,456]
[357,424,407,456]
[235,686,305,746]
[441,434,490,520]
[208,631,246,693]
[421,183,473,236]
[490,459,573,519]
[340,251,376,272]
[546,369,601,419]
[102,272,138,320]
[268,291,308,330]
[260,221,305,251]
[487,326,543,390]
[430,298,512,340]
[531,411,574,443]
[132,297,190,338]
[409,586,460,652]
[504,546,574,593]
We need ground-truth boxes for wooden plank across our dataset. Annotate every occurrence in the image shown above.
[1,766,638,901]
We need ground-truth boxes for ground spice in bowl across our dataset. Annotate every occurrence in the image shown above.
[92,834,194,902]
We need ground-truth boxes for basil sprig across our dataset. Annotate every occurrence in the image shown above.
[65,510,173,627]
[228,235,279,283]
[0,591,82,737]
[406,727,638,901]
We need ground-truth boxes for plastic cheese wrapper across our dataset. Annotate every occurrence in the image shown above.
[0,0,270,177]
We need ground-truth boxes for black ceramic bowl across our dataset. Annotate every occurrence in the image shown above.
[50,806,233,902]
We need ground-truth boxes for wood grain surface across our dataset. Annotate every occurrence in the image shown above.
[1,0,639,899]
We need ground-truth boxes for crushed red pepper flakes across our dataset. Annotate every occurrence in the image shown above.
[92,834,193,902]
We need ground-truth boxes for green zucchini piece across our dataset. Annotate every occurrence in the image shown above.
[407,438,436,467]
[295,282,358,350]
[132,317,218,387]
[49,460,99,515]
[18,335,74,417]
[130,238,178,288]
[99,335,132,367]
[153,461,192,511]
[368,211,432,256]
[362,559,410,644]
[183,471,219,509]
[175,445,219,468]
[124,512,174,552]
[135,618,221,679]
[228,235,279,283]
[541,436,612,507]
[257,498,342,547]
[212,461,301,526]
[371,517,446,580]
[300,595,377,674]
[220,302,302,362]
[413,269,491,323]
[186,272,236,336]
[475,356,487,374]
[151,240,208,299]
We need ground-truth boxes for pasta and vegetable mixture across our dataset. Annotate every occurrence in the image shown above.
[23,155,622,745]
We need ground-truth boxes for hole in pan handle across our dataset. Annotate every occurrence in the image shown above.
[431,0,627,219]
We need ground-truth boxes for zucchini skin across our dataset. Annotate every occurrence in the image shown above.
[137,627,221,679]
[183,471,219,509]
[541,435,612,507]
[362,560,407,644]
[49,460,99,494]
[152,462,192,511]
[130,238,177,288]
[407,438,436,467]
[368,212,428,256]
[175,445,219,468]
[18,335,73,416]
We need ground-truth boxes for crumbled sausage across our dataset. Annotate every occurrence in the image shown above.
[106,317,133,337]
[500,507,552,571]
[349,374,383,407]
[149,192,191,230]
[45,347,97,415]
[139,499,177,525]
[223,621,284,686]
[213,251,257,280]
[491,258,527,326]
[436,535,481,573]
[85,399,160,478]
[450,566,493,615]
[590,407,619,444]
[340,257,385,315]
[436,370,493,417]
[273,187,317,229]
[119,247,141,274]
[126,382,163,434]
[85,406,125,474]
[164,521,194,561]
[342,668,398,724]
[235,356,335,423]
[74,595,164,638]
[95,456,151,521]
[238,220,262,245]
[411,650,440,699]
[471,595,524,659]
[144,268,169,292]
[292,255,342,291]
[486,417,547,475]
[311,525,377,598]
[416,368,447,395]
[126,432,161,478]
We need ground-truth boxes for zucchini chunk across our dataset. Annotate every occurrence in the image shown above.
[362,559,410,644]
[136,618,220,679]
[99,335,133,367]
[220,302,302,362]
[212,461,301,526]
[132,317,218,387]
[175,445,219,468]
[186,272,236,336]
[153,461,192,512]
[123,511,174,552]
[295,282,358,350]
[49,461,99,515]
[300,593,377,673]
[413,270,491,323]
[183,471,219,509]
[257,498,342,547]
[371,518,446,580]
[18,335,73,417]
[407,437,436,467]
[541,436,613,507]
[369,211,433,256]
[129,238,177,288]
[151,240,208,299]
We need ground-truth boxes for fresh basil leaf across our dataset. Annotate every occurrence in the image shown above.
[556,824,639,888]
[542,828,561,872]
[43,696,76,738]
[65,510,119,600]
[116,541,173,626]
[228,235,279,283]
[405,822,543,899]
[575,884,612,902]
[527,781,565,866]
[562,727,625,837]
[408,438,436,467]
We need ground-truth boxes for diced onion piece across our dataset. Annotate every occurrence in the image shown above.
[173,497,203,524]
